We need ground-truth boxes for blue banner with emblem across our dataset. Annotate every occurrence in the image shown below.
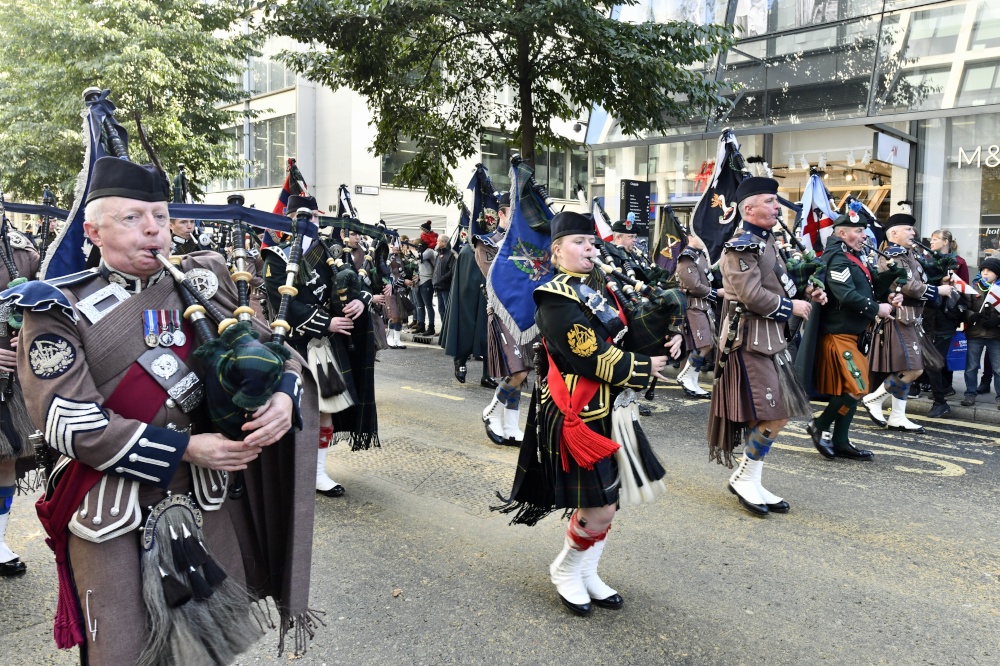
[40,90,127,280]
[486,161,554,344]
[467,164,500,239]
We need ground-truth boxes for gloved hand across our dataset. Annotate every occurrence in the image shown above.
[969,312,983,326]
[983,314,1000,329]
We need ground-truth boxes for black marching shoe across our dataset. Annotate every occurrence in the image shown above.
[644,385,655,401]
[591,593,624,610]
[638,404,652,417]
[832,441,874,460]
[0,558,26,577]
[926,402,951,418]
[806,420,835,459]
[317,483,346,498]
[559,595,592,616]
[480,377,498,389]
[454,361,467,384]
[977,382,991,394]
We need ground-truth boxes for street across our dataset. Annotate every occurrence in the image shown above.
[2,341,999,665]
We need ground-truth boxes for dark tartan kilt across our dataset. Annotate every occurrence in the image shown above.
[684,307,716,351]
[816,333,868,396]
[710,346,787,423]
[486,312,533,377]
[371,309,389,351]
[869,320,923,373]
[538,384,620,510]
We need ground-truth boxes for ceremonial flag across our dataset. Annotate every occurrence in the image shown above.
[951,274,976,296]
[981,282,1000,312]
[692,131,744,263]
[591,198,614,241]
[486,160,554,344]
[653,205,688,277]
[272,173,292,215]
[798,174,837,255]
[467,164,500,238]
[41,90,127,280]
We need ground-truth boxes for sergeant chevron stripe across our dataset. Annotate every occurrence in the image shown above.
[44,396,109,458]
[830,267,851,283]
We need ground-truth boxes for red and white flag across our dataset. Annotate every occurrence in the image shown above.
[951,274,977,295]
[798,174,837,255]
[982,282,1000,311]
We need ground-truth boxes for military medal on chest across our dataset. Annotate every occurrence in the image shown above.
[143,309,159,348]
[157,310,174,347]
[171,310,186,347]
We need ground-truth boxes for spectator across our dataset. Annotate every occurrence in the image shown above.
[433,234,456,326]
[923,230,966,417]
[415,240,437,335]
[960,257,1000,408]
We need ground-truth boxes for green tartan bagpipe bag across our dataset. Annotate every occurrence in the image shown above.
[618,289,689,357]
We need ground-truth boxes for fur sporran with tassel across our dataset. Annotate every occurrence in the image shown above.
[611,390,667,505]
[137,493,261,666]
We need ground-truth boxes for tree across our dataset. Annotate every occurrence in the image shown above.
[0,0,259,203]
[265,0,734,205]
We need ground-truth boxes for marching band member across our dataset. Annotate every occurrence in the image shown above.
[476,193,531,446]
[708,177,825,517]
[808,212,897,461]
[675,233,720,398]
[862,214,952,432]
[496,210,677,616]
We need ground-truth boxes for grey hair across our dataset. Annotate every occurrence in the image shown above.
[83,198,106,229]
[738,194,763,218]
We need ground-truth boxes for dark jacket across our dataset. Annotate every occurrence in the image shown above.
[962,279,1000,340]
[818,236,880,336]
[432,243,456,291]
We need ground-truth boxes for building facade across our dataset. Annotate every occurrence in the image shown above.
[205,38,589,240]
[587,0,1000,269]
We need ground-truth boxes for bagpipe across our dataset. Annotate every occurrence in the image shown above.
[910,237,957,286]
[0,177,30,400]
[79,86,294,491]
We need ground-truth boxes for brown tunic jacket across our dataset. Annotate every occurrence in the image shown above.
[719,224,796,356]
[677,247,716,312]
[18,253,304,544]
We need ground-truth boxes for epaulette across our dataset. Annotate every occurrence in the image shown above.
[473,232,501,248]
[885,246,907,257]
[46,268,100,288]
[0,280,78,323]
[261,245,290,263]
[723,232,762,253]
[533,274,581,304]
[679,246,701,260]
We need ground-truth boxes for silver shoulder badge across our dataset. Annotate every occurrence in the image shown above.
[8,232,27,249]
[183,268,219,300]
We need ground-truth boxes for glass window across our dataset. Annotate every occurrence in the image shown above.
[480,132,514,193]
[732,0,884,38]
[570,148,588,196]
[970,4,1000,50]
[548,148,567,199]
[248,57,296,97]
[381,136,420,186]
[904,5,965,58]
[249,114,296,189]
[957,61,1000,107]
[207,126,245,193]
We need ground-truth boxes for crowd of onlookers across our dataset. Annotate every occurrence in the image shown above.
[394,220,456,337]
[892,228,1000,419]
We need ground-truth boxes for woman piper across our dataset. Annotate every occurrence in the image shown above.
[495,211,681,616]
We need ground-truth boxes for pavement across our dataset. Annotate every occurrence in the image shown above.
[2,340,999,665]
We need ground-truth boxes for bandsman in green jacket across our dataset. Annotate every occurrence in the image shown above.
[807,211,900,460]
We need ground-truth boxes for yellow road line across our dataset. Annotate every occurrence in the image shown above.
[400,386,464,401]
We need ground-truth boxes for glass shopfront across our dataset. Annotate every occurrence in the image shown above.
[917,113,1000,269]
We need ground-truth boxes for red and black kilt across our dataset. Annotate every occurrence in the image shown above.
[869,320,923,373]
[538,380,620,509]
[815,333,868,396]
[684,308,716,351]
[486,311,534,377]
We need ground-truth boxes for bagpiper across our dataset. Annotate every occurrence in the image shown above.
[674,233,720,398]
